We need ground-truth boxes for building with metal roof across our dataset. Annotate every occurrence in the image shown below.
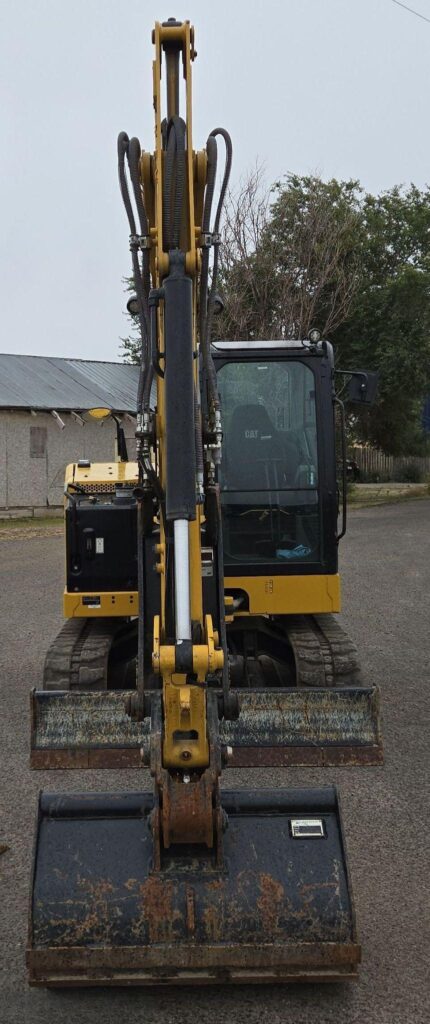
[0,355,139,512]
[0,354,139,413]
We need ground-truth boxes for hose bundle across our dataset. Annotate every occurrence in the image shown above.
[118,121,232,421]
[117,132,152,416]
[199,128,232,416]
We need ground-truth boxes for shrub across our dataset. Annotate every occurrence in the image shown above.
[400,462,423,483]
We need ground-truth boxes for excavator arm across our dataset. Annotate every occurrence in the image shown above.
[124,19,231,849]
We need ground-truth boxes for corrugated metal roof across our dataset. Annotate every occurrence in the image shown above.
[0,355,140,412]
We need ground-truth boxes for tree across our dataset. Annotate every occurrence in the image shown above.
[215,165,277,340]
[334,185,430,454]
[218,175,430,456]
[218,170,363,341]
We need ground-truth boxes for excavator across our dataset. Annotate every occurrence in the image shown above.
[27,19,382,986]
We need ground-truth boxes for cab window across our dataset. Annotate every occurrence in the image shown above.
[217,360,320,565]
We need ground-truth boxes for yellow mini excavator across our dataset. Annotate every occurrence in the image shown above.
[28,18,382,986]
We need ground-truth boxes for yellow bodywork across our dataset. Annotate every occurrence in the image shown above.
[225,573,341,615]
[153,614,222,767]
[65,462,138,487]
[64,574,340,618]
[63,590,138,617]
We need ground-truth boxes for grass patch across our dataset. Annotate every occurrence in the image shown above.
[0,515,63,531]
[349,486,429,509]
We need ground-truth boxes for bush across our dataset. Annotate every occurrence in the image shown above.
[400,462,423,483]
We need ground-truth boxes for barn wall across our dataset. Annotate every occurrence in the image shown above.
[0,411,136,509]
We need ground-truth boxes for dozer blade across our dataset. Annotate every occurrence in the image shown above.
[30,685,382,769]
[28,786,359,986]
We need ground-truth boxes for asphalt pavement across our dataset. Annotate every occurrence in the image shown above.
[0,499,429,1024]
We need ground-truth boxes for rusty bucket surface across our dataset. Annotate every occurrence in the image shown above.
[28,786,360,986]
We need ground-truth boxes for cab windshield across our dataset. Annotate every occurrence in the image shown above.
[217,359,320,565]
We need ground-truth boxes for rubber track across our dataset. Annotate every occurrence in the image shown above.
[43,618,127,691]
[43,614,361,692]
[284,614,362,688]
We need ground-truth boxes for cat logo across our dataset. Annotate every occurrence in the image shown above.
[245,429,258,439]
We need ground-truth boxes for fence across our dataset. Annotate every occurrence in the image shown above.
[352,447,430,481]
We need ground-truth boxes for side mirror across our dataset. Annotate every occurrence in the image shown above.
[335,370,379,406]
[346,370,379,406]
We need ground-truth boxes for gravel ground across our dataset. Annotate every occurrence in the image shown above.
[0,499,429,1024]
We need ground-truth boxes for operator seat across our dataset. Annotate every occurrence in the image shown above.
[222,404,299,490]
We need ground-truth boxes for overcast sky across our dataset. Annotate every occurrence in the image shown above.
[1,0,429,360]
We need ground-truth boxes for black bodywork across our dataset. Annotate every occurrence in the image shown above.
[66,494,138,593]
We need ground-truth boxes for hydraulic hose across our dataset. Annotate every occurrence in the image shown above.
[117,132,152,415]
[200,128,233,413]
[127,137,149,247]
[117,131,136,232]
[206,128,233,352]
[127,137,153,411]
[199,136,217,394]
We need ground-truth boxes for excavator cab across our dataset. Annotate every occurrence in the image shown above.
[217,343,327,570]
[27,18,381,987]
